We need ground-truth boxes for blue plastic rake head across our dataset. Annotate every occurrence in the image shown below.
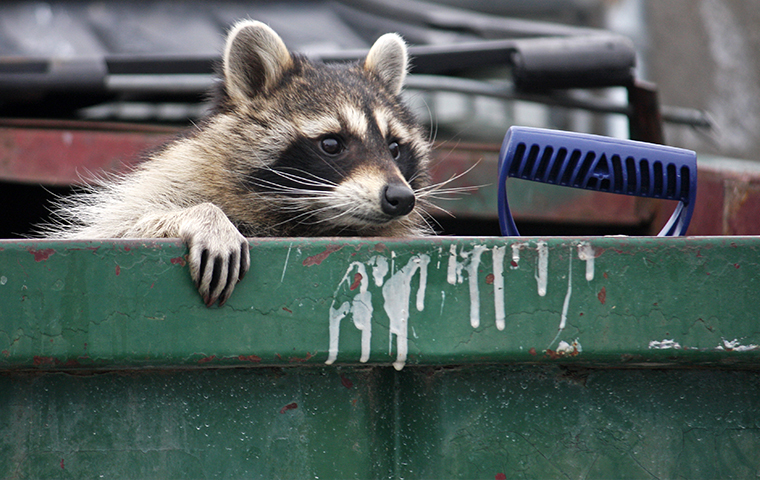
[498,126,697,236]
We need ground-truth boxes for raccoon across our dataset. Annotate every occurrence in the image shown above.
[42,20,433,307]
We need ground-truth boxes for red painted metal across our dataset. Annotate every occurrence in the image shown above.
[1,119,758,235]
[690,162,760,235]
[0,119,176,185]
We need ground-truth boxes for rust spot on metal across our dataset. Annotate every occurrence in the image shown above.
[61,459,64,470]
[170,256,187,266]
[529,347,537,356]
[349,272,362,291]
[340,374,354,389]
[603,272,608,279]
[68,246,100,253]
[28,247,55,262]
[238,354,261,363]
[734,263,740,268]
[289,352,315,363]
[282,307,292,314]
[485,273,494,285]
[495,473,507,480]
[598,287,606,305]
[280,402,298,414]
[115,265,121,276]
[198,355,216,364]
[374,242,387,252]
[510,260,518,268]
[1,350,9,357]
[545,349,561,359]
[33,355,57,366]
[303,244,343,266]
[545,342,581,359]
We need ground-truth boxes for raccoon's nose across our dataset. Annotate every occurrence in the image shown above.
[381,184,416,217]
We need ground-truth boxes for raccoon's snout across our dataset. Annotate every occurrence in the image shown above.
[381,184,415,217]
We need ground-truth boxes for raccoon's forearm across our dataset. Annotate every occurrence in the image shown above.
[126,203,234,239]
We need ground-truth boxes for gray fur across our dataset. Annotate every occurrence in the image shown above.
[41,20,434,306]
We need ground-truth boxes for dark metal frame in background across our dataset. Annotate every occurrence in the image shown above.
[0,0,710,144]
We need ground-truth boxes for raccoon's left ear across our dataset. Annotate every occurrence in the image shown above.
[363,33,408,95]
[223,20,293,102]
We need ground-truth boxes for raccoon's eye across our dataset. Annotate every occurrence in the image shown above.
[389,141,401,160]
[320,136,343,156]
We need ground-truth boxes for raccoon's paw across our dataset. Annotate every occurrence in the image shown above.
[180,206,250,307]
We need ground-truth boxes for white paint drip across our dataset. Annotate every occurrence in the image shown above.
[577,242,595,281]
[326,241,605,368]
[351,272,372,363]
[326,302,350,365]
[465,245,487,329]
[447,244,488,329]
[510,242,527,269]
[557,339,582,355]
[559,253,572,332]
[548,250,573,349]
[326,254,427,369]
[369,256,389,287]
[326,262,372,365]
[281,243,293,282]
[492,246,506,330]
[447,244,461,285]
[383,254,430,370]
[649,339,682,350]
[716,338,760,352]
[415,258,428,312]
[535,241,548,296]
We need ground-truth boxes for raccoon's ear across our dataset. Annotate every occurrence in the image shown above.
[363,33,408,95]
[223,20,293,102]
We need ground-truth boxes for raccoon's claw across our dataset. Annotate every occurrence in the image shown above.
[191,239,250,307]
[182,210,250,307]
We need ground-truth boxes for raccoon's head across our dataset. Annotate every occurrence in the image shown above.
[209,20,431,237]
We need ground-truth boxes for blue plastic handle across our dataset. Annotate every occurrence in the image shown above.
[498,126,697,236]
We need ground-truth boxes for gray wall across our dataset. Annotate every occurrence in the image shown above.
[645,0,760,160]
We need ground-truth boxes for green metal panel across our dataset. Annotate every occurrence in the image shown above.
[1,237,760,478]
[1,237,759,369]
[3,366,760,479]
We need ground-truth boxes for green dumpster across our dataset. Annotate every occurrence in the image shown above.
[1,237,759,478]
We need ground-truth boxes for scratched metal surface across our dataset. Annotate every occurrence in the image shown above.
[1,237,759,369]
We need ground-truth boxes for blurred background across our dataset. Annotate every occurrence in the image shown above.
[1,0,758,237]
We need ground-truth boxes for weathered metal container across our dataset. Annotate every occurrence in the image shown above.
[2,237,759,478]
